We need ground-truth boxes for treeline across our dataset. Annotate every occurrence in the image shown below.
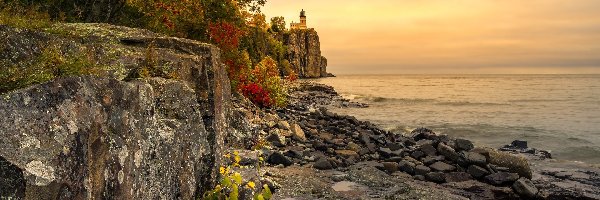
[0,0,297,108]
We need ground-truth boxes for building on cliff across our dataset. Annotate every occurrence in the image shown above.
[290,9,307,30]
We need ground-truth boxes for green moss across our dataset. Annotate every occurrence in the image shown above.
[0,5,53,30]
[0,45,103,94]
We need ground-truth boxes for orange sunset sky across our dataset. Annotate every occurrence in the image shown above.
[263,0,600,74]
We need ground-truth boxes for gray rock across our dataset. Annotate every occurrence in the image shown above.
[455,139,474,151]
[467,165,490,178]
[485,172,520,185]
[459,151,487,166]
[430,162,456,172]
[414,165,431,176]
[437,143,459,161]
[512,177,538,198]
[444,172,473,182]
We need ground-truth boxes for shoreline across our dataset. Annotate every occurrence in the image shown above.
[247,80,600,199]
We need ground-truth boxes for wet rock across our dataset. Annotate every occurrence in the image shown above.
[411,127,436,141]
[268,152,293,167]
[512,177,538,198]
[510,140,528,149]
[467,165,490,178]
[454,139,474,151]
[437,143,459,161]
[430,162,456,172]
[414,165,431,176]
[382,162,399,173]
[444,172,472,182]
[291,123,307,142]
[485,172,519,185]
[398,161,416,174]
[426,172,446,183]
[313,158,334,170]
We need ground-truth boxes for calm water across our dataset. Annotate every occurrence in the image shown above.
[317,74,600,164]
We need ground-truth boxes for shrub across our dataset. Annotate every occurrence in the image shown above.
[0,3,52,30]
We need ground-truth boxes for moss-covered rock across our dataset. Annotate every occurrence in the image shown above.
[0,23,231,199]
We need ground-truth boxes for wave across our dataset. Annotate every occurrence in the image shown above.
[348,94,436,104]
[435,101,510,106]
[508,99,568,103]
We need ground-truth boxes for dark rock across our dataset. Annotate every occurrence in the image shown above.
[419,144,437,156]
[358,131,372,144]
[268,152,293,167]
[313,141,328,151]
[414,165,431,176]
[414,175,426,181]
[386,157,404,163]
[511,140,528,149]
[386,143,404,151]
[430,161,456,172]
[398,161,416,174]
[512,177,538,198]
[266,132,286,147]
[390,149,404,157]
[421,156,444,165]
[454,139,474,151]
[378,147,393,158]
[437,143,459,161]
[444,172,473,182]
[411,151,425,159]
[313,158,333,170]
[426,172,446,183]
[284,150,303,159]
[467,165,490,178]
[485,172,519,185]
[382,162,399,173]
[411,127,436,141]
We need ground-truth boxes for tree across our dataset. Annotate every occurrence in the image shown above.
[270,16,285,32]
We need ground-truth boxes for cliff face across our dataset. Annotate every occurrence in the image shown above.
[0,23,230,199]
[285,29,329,78]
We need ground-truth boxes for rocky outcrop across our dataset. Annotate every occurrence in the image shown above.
[284,29,329,78]
[0,23,230,199]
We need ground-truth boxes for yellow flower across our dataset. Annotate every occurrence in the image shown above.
[219,166,226,174]
[234,151,239,156]
[234,155,241,164]
[246,181,256,189]
[224,153,231,159]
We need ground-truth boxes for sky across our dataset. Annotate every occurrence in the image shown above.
[262,0,600,74]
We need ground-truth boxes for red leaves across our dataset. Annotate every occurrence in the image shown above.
[209,21,242,51]
[240,83,272,108]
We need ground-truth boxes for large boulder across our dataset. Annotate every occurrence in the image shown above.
[0,23,231,199]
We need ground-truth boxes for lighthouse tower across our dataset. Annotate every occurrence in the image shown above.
[290,9,308,30]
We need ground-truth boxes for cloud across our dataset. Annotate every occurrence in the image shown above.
[263,0,600,74]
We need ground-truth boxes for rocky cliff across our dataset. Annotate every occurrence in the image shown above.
[0,23,230,199]
[284,29,330,78]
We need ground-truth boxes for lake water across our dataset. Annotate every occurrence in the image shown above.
[317,74,600,164]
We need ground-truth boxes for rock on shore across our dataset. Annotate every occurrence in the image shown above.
[0,23,230,199]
